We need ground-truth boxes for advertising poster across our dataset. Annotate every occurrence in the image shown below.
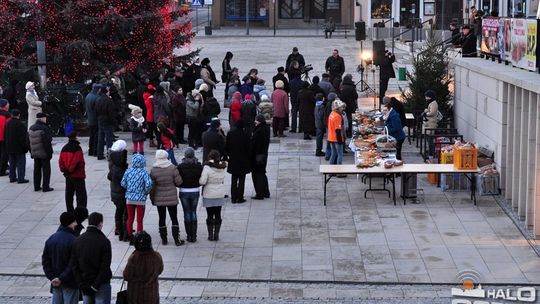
[525,20,537,70]
[498,18,512,61]
[481,18,500,56]
[511,19,528,69]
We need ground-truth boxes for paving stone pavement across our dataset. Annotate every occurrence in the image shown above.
[0,35,539,301]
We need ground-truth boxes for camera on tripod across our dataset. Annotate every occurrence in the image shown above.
[301,64,313,74]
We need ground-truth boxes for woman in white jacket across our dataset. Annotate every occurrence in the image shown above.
[422,89,439,133]
[25,82,42,129]
[199,149,227,242]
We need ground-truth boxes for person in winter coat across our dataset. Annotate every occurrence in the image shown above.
[382,103,406,160]
[71,212,112,304]
[177,147,203,243]
[202,119,226,162]
[229,92,242,126]
[153,85,171,129]
[200,58,218,97]
[202,92,221,127]
[240,76,253,98]
[144,84,158,147]
[28,112,54,192]
[171,87,187,144]
[383,96,406,128]
[460,25,478,57]
[123,231,163,304]
[298,82,316,139]
[325,49,346,84]
[258,95,273,124]
[157,116,178,165]
[324,17,336,38]
[271,80,289,137]
[121,153,153,242]
[422,90,439,133]
[150,150,184,246]
[59,132,87,212]
[379,50,396,105]
[108,140,129,242]
[253,79,270,102]
[285,47,306,76]
[85,83,101,156]
[94,87,116,160]
[42,212,79,304]
[199,150,227,241]
[222,52,234,101]
[2,79,19,111]
[226,120,251,204]
[309,76,325,97]
[250,115,270,200]
[339,74,358,138]
[5,109,28,183]
[327,100,345,166]
[319,73,335,98]
[288,77,304,133]
[186,90,203,149]
[226,75,240,108]
[0,99,11,176]
[314,93,326,156]
[241,95,257,136]
[128,104,147,154]
[324,93,338,159]
[272,67,290,93]
[25,82,42,130]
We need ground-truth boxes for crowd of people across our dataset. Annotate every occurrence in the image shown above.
[0,41,448,304]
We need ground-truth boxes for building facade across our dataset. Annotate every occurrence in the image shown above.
[211,0,356,28]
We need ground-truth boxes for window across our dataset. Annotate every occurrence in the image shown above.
[327,0,340,10]
[225,0,270,20]
[280,0,304,19]
[371,0,392,18]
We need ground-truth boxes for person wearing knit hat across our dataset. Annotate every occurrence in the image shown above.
[177,147,203,242]
[199,83,209,92]
[422,89,439,133]
[25,81,42,131]
[28,110,54,192]
[42,211,79,301]
[194,79,204,90]
[128,104,147,154]
[150,149,185,246]
[327,98,345,170]
[258,94,273,124]
[108,140,129,241]
[271,79,289,137]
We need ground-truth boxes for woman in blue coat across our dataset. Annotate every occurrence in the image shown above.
[382,102,406,160]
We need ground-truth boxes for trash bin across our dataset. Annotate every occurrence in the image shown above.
[398,67,406,81]
[205,26,212,35]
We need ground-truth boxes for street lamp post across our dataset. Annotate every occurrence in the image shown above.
[246,0,250,35]
[273,0,276,36]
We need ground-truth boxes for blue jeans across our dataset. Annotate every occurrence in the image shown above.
[167,148,178,166]
[325,141,332,159]
[52,286,79,304]
[97,125,114,158]
[329,142,343,165]
[316,127,325,153]
[8,154,26,182]
[179,192,199,222]
[82,283,111,304]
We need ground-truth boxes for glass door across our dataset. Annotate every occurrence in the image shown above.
[311,0,326,19]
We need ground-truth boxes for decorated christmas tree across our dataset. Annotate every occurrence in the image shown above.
[0,0,194,82]
[401,34,453,119]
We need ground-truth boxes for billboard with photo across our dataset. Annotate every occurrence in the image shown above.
[481,18,500,56]
[511,19,529,69]
[498,18,512,61]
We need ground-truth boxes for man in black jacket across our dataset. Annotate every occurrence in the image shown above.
[379,50,396,106]
[28,112,54,192]
[325,49,346,84]
[339,75,358,138]
[285,47,305,75]
[5,109,29,183]
[71,212,112,303]
[460,25,478,57]
[202,119,226,162]
[42,212,78,304]
[94,87,116,160]
[272,67,290,93]
[250,115,270,200]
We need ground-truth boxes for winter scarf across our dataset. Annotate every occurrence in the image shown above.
[131,115,145,127]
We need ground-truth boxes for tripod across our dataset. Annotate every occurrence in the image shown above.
[302,71,312,84]
[356,64,376,97]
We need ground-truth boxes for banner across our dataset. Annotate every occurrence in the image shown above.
[481,18,500,56]
[498,18,512,61]
[511,19,529,69]
[525,20,537,70]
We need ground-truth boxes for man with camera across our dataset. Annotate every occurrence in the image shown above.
[285,47,305,79]
[379,49,396,105]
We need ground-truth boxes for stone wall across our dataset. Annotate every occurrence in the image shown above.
[452,57,540,238]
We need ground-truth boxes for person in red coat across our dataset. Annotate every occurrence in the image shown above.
[0,99,11,176]
[143,85,158,147]
[271,80,289,137]
[59,132,87,212]
[229,93,243,126]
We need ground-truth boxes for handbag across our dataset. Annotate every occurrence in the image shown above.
[116,280,128,304]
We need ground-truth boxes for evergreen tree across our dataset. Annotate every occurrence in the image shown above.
[401,34,453,119]
[0,0,194,82]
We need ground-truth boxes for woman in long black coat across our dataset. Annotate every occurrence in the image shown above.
[298,83,316,139]
[226,120,251,204]
[250,115,270,200]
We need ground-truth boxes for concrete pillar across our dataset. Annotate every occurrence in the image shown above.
[211,1,222,28]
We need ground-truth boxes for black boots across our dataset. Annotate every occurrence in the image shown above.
[206,219,222,241]
[185,221,198,243]
[159,226,168,245]
[171,225,185,246]
[206,219,214,241]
